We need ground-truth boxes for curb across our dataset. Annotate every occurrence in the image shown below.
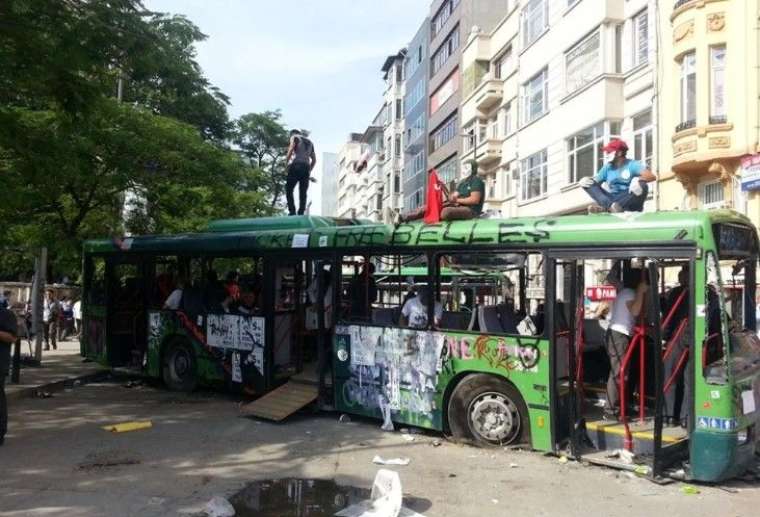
[6,369,111,402]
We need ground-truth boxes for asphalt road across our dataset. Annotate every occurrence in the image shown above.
[1,381,758,516]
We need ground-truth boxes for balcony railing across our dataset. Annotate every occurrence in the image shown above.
[709,115,727,125]
[675,119,696,133]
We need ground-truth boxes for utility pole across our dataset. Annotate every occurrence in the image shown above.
[32,247,47,362]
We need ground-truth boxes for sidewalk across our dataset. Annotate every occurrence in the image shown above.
[5,338,108,401]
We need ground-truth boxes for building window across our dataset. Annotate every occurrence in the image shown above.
[431,0,460,39]
[432,25,460,76]
[567,121,619,184]
[487,177,496,199]
[679,52,696,128]
[396,63,403,83]
[437,155,458,184]
[463,123,475,153]
[631,9,648,68]
[430,68,460,115]
[699,181,724,209]
[395,135,402,157]
[430,114,458,153]
[710,45,726,123]
[405,80,425,116]
[565,30,601,94]
[493,46,513,79]
[520,149,547,201]
[501,102,512,136]
[521,67,548,125]
[614,24,623,73]
[395,99,403,120]
[501,165,511,197]
[522,0,548,48]
[632,110,653,169]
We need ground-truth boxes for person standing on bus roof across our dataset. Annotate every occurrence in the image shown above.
[285,129,316,216]
[604,270,649,418]
[0,304,19,446]
[580,139,657,213]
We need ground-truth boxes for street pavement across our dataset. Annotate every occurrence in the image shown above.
[1,379,759,516]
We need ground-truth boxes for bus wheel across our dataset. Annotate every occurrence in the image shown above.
[162,339,198,392]
[448,374,528,446]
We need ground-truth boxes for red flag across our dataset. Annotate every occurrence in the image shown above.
[423,169,443,224]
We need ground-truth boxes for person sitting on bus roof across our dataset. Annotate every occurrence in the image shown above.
[579,138,657,213]
[604,270,649,419]
[398,161,485,223]
[400,289,442,330]
[163,277,185,311]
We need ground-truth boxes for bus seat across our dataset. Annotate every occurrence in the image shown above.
[478,305,505,333]
[467,306,479,331]
[372,308,396,326]
[497,304,519,334]
[440,311,470,330]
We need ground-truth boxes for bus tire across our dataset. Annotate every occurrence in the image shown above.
[447,374,529,447]
[162,339,198,392]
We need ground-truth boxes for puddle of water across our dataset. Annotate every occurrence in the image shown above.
[229,478,370,517]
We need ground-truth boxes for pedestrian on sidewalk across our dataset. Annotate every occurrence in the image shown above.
[73,298,82,338]
[580,138,657,213]
[284,129,316,216]
[0,305,19,446]
[43,290,60,351]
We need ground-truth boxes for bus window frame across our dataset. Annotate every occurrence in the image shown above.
[433,249,543,338]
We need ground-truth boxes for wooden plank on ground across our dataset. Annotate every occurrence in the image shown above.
[240,381,319,421]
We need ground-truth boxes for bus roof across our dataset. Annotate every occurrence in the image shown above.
[83,209,753,255]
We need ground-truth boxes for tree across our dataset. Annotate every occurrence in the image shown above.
[233,111,290,209]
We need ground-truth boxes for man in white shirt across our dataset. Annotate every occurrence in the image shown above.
[43,290,60,351]
[400,289,442,330]
[72,299,82,338]
[605,270,649,417]
[163,278,185,311]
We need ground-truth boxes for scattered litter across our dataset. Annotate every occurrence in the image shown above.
[339,414,352,423]
[558,456,568,464]
[431,440,442,447]
[680,485,701,495]
[509,463,519,469]
[336,469,402,517]
[400,428,410,434]
[593,399,607,408]
[305,431,312,435]
[448,473,456,478]
[78,457,141,470]
[373,456,410,466]
[634,465,650,477]
[607,449,635,465]
[147,497,166,506]
[78,449,141,470]
[204,496,235,517]
[101,421,153,433]
[401,434,415,442]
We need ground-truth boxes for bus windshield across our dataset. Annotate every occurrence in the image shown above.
[705,223,760,381]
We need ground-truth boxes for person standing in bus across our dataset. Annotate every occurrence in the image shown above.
[0,304,18,446]
[580,139,657,213]
[663,266,691,426]
[400,289,442,330]
[285,129,316,216]
[604,271,649,418]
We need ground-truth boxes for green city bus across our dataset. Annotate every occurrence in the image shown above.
[81,210,760,482]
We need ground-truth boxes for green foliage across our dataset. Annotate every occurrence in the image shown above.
[0,0,273,281]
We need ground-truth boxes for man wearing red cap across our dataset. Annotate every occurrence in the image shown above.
[580,138,656,212]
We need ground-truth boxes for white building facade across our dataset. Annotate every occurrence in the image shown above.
[336,134,368,219]
[460,0,657,217]
[380,50,407,223]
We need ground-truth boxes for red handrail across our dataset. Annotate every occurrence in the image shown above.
[618,325,646,450]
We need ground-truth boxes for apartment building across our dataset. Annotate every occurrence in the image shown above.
[380,50,407,223]
[427,0,512,186]
[320,152,338,217]
[657,0,760,225]
[403,19,431,212]
[459,0,657,217]
[362,107,387,221]
[335,133,367,219]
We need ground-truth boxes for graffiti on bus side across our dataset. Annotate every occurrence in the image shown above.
[390,219,557,246]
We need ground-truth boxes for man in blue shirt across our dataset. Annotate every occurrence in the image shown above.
[580,139,657,212]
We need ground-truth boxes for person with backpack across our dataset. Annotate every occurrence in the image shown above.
[284,129,316,216]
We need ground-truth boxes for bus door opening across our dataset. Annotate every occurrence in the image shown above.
[552,255,691,468]
[106,257,148,368]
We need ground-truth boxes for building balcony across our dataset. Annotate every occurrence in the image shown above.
[463,137,503,168]
[671,118,737,173]
[675,119,696,134]
[474,77,503,113]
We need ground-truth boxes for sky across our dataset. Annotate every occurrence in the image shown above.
[145,0,431,214]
